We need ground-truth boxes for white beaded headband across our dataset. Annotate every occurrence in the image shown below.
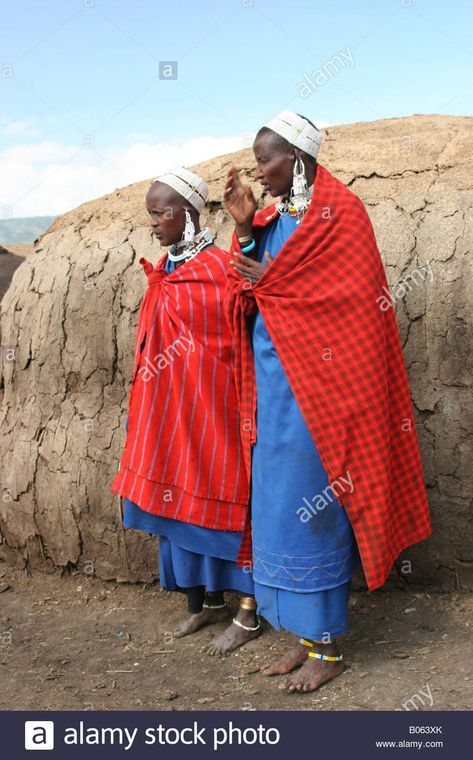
[264,110,322,159]
[155,167,208,212]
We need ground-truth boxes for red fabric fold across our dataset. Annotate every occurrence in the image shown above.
[111,246,249,532]
[225,165,431,590]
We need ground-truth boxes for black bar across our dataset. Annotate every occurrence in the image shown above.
[2,710,467,759]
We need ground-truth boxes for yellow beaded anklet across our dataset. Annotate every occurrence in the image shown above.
[299,638,314,648]
[299,638,343,661]
[308,651,343,662]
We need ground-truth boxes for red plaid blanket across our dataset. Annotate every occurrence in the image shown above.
[112,246,249,531]
[225,164,431,590]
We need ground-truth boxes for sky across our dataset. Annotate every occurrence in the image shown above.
[1,0,472,217]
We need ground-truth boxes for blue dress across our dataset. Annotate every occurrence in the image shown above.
[122,253,254,596]
[248,213,360,640]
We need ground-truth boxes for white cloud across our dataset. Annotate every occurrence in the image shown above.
[2,141,77,163]
[0,134,251,217]
[1,118,41,139]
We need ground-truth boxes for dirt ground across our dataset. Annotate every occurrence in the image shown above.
[2,243,34,258]
[1,562,472,712]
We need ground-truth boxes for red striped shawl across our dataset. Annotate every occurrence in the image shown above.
[112,246,249,531]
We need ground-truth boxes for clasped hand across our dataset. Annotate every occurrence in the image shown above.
[230,250,273,286]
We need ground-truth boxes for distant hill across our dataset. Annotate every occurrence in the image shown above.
[0,216,56,244]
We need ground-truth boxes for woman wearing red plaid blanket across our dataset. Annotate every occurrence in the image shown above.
[224,111,431,693]
[112,167,262,654]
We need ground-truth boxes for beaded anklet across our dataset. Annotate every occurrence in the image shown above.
[299,637,343,662]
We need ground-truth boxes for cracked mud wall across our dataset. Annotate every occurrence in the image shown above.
[1,115,472,589]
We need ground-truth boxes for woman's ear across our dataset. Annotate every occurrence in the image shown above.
[293,148,304,167]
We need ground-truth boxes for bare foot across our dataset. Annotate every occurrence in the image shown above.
[281,645,344,693]
[174,606,230,638]
[203,610,262,656]
[260,641,308,676]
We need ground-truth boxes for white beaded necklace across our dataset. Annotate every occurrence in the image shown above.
[167,228,214,263]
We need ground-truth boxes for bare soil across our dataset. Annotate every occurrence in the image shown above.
[1,563,472,712]
[2,243,34,258]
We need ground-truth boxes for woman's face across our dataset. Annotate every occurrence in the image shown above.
[146,183,189,247]
[252,132,295,198]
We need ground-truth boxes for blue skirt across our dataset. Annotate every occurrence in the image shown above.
[254,579,352,640]
[123,499,254,595]
[247,213,359,639]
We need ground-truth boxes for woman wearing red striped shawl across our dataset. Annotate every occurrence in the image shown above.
[112,167,261,654]
[224,111,431,693]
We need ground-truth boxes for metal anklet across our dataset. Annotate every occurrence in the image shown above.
[232,617,261,632]
[202,602,227,610]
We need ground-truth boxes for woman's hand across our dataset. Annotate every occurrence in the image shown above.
[230,251,273,286]
[224,166,257,232]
